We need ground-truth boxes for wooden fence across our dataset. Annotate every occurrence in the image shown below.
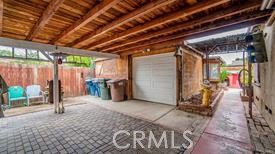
[0,63,94,97]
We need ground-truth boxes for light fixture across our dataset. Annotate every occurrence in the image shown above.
[174,46,183,57]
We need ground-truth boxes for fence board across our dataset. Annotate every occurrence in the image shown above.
[0,63,93,97]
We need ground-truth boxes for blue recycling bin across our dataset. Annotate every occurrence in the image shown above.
[85,79,92,95]
[89,81,96,96]
[92,78,101,97]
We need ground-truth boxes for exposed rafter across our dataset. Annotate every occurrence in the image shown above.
[82,0,229,50]
[26,0,65,41]
[68,0,177,47]
[119,17,268,56]
[189,33,248,54]
[114,13,269,54]
[266,11,275,26]
[50,0,121,44]
[121,38,184,56]
[209,43,247,55]
[0,0,3,36]
[101,1,262,52]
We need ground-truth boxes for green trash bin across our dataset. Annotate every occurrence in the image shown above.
[98,78,111,100]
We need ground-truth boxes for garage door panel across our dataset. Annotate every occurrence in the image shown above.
[133,53,176,105]
[134,80,151,88]
[151,63,174,68]
[151,56,174,63]
[152,69,175,77]
[151,75,173,81]
[152,80,174,89]
[134,71,151,80]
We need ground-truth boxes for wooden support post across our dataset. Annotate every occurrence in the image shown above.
[0,0,3,36]
[127,55,133,99]
[53,56,60,113]
[176,53,182,105]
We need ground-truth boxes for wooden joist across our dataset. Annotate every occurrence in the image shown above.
[0,0,3,36]
[68,0,177,47]
[119,15,268,56]
[1,0,266,53]
[114,12,269,53]
[266,11,275,26]
[121,38,184,56]
[26,0,65,41]
[82,0,229,50]
[50,0,121,44]
[102,0,262,52]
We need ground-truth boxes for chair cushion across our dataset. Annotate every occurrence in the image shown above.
[10,97,27,101]
[29,95,43,99]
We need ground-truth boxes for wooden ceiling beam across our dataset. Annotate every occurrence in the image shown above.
[50,0,121,44]
[83,0,230,50]
[68,0,177,47]
[120,38,184,56]
[114,12,269,53]
[266,11,275,26]
[119,16,268,56]
[0,0,3,36]
[26,0,65,41]
[102,0,262,52]
[0,37,119,59]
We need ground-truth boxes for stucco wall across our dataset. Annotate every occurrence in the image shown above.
[182,49,203,99]
[254,22,275,131]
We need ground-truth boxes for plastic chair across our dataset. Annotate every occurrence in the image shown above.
[8,86,29,108]
[26,85,46,104]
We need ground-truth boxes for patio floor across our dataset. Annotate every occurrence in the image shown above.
[0,89,255,154]
[0,103,188,154]
[191,89,253,154]
[3,96,88,117]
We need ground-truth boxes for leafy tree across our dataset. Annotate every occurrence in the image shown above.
[0,49,12,57]
[220,69,230,82]
[66,56,94,67]
[220,64,230,82]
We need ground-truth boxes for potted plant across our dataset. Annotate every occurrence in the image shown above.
[220,67,230,89]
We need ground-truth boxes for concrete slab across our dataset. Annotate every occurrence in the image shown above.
[192,133,252,154]
[191,89,253,154]
[155,109,208,132]
[80,96,175,122]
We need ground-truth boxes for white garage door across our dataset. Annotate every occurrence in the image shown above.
[133,53,176,105]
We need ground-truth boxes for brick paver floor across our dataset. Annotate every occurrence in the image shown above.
[243,99,275,153]
[0,102,193,154]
